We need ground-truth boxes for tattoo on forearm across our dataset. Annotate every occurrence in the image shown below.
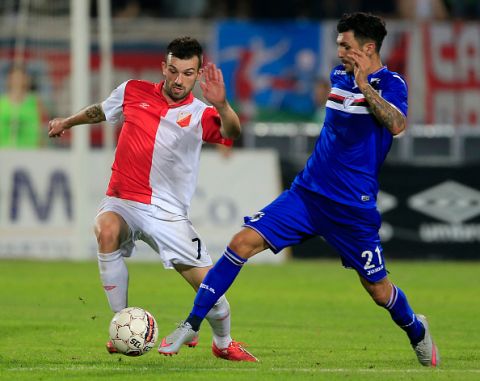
[85,103,106,123]
[362,85,404,135]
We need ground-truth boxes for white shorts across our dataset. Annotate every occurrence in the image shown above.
[96,197,212,269]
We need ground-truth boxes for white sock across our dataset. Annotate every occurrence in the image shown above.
[205,295,232,349]
[97,249,128,313]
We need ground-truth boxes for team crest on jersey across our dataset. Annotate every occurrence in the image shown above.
[177,111,192,127]
[248,211,265,222]
[343,95,356,108]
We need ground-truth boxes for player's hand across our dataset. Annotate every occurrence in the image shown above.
[48,118,69,138]
[347,49,371,87]
[200,63,227,109]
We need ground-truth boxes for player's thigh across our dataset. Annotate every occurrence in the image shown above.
[323,210,387,282]
[243,189,316,254]
[95,197,144,255]
[326,232,386,282]
[148,218,212,268]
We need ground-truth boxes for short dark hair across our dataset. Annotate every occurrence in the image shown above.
[337,13,387,52]
[166,36,203,68]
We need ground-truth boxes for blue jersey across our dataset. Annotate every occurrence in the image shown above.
[293,65,408,208]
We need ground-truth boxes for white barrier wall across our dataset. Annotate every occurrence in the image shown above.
[0,149,287,263]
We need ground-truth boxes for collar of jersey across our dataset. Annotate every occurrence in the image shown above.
[155,81,194,108]
[367,65,387,79]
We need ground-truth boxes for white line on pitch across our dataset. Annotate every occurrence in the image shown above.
[7,367,480,373]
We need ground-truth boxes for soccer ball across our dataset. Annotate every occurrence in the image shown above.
[108,307,158,356]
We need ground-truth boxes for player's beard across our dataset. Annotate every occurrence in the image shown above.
[342,61,354,73]
[165,81,189,101]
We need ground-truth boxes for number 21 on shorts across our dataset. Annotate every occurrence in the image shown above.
[362,246,382,270]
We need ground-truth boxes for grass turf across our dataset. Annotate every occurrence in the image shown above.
[0,259,479,380]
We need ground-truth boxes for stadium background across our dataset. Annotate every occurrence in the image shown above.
[1,0,480,261]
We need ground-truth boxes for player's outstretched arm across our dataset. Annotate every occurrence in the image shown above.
[48,103,106,138]
[200,63,241,140]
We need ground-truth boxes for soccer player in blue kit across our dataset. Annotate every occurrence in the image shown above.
[158,13,439,366]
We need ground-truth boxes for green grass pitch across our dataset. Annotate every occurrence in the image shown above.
[0,259,479,381]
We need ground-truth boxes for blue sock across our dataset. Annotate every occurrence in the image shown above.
[385,285,425,345]
[186,247,247,331]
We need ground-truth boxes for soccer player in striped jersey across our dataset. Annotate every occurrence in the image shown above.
[48,36,257,362]
[161,14,440,367]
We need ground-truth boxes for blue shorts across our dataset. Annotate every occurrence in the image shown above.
[243,184,387,282]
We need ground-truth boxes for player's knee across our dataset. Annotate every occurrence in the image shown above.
[228,230,262,259]
[95,221,121,251]
[372,294,387,306]
[363,281,391,306]
[370,285,391,306]
[361,276,392,306]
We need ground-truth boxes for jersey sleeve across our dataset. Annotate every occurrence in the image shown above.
[201,106,233,146]
[380,74,408,117]
[101,81,128,126]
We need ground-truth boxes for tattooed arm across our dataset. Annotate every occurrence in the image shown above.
[48,103,106,138]
[358,83,406,136]
[348,48,406,136]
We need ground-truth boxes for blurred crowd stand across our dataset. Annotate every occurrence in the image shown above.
[2,0,477,20]
[0,0,479,151]
[100,0,479,20]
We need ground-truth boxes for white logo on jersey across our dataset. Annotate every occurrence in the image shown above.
[370,78,381,88]
[361,195,370,202]
[139,102,150,109]
[249,211,265,222]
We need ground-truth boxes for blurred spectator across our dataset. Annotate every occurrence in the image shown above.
[90,0,162,18]
[93,0,208,18]
[444,0,480,20]
[162,0,208,18]
[0,0,69,16]
[312,77,330,125]
[359,0,398,18]
[396,0,449,20]
[0,64,47,148]
[250,0,309,19]
[310,0,362,19]
[112,0,142,18]
[205,0,251,19]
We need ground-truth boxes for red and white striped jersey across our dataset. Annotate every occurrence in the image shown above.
[101,80,232,215]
